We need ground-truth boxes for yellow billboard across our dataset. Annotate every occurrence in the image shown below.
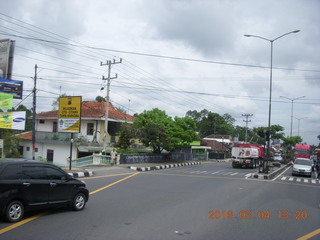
[58,96,82,132]
[0,111,26,130]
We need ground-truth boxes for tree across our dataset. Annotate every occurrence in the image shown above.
[134,108,197,153]
[117,122,135,150]
[281,136,303,159]
[185,109,209,130]
[253,125,285,145]
[95,96,105,102]
[232,125,253,142]
[198,112,232,137]
[186,109,235,137]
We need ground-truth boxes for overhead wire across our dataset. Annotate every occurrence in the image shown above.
[0,12,318,122]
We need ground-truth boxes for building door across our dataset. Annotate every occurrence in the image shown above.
[47,149,54,162]
[53,121,58,132]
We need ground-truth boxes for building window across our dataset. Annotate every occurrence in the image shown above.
[39,120,45,124]
[35,148,38,152]
[87,123,94,135]
[26,147,30,151]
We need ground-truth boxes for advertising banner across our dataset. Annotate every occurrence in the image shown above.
[0,111,26,130]
[0,92,13,109]
[0,39,10,79]
[0,39,15,80]
[0,78,23,99]
[58,96,82,133]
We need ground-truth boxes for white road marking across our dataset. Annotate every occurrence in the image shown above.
[272,166,292,181]
[245,173,252,179]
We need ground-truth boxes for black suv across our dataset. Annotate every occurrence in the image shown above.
[0,160,89,222]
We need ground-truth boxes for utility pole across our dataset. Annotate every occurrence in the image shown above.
[100,59,122,153]
[242,114,253,143]
[32,64,37,160]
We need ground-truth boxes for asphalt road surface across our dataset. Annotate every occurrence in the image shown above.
[1,162,319,240]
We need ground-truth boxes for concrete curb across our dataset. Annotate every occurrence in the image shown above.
[251,162,292,180]
[68,170,94,178]
[129,162,201,172]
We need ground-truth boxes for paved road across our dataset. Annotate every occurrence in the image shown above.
[163,161,257,179]
[1,162,319,240]
[272,164,320,186]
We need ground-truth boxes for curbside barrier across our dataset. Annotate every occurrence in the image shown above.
[129,162,201,171]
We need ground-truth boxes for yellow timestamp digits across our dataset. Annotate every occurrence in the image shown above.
[208,210,308,220]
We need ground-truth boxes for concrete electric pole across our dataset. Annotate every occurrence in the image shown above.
[32,64,37,160]
[242,114,253,143]
[100,59,122,152]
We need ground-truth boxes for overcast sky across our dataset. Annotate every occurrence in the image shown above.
[1,0,319,145]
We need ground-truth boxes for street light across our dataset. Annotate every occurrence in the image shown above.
[294,116,307,138]
[244,30,300,167]
[279,96,305,137]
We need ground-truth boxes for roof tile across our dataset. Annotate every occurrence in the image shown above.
[37,101,135,121]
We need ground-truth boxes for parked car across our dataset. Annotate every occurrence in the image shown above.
[292,158,313,177]
[0,159,89,222]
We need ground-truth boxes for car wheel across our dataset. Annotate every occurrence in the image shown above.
[72,192,86,211]
[6,201,24,223]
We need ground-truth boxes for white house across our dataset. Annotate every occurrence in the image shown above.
[16,101,134,166]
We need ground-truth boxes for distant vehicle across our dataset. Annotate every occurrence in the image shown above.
[292,158,313,177]
[273,152,283,162]
[293,144,311,161]
[0,160,89,223]
[231,143,264,168]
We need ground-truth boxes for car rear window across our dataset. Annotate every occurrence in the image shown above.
[0,164,22,179]
[295,159,312,166]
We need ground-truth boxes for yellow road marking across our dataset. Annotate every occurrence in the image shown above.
[296,228,320,240]
[90,172,140,195]
[82,172,134,180]
[0,211,49,235]
[0,172,140,235]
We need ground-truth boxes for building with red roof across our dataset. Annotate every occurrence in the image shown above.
[16,101,135,166]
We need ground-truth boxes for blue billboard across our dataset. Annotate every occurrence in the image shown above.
[0,78,23,99]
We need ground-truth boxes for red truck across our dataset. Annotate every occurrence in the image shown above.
[231,143,264,168]
[293,144,311,160]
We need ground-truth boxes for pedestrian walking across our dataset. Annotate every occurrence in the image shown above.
[110,148,117,166]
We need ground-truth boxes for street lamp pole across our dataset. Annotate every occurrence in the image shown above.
[244,30,300,172]
[294,116,307,138]
[279,96,305,137]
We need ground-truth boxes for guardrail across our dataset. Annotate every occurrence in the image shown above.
[69,155,112,167]
[70,156,93,167]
